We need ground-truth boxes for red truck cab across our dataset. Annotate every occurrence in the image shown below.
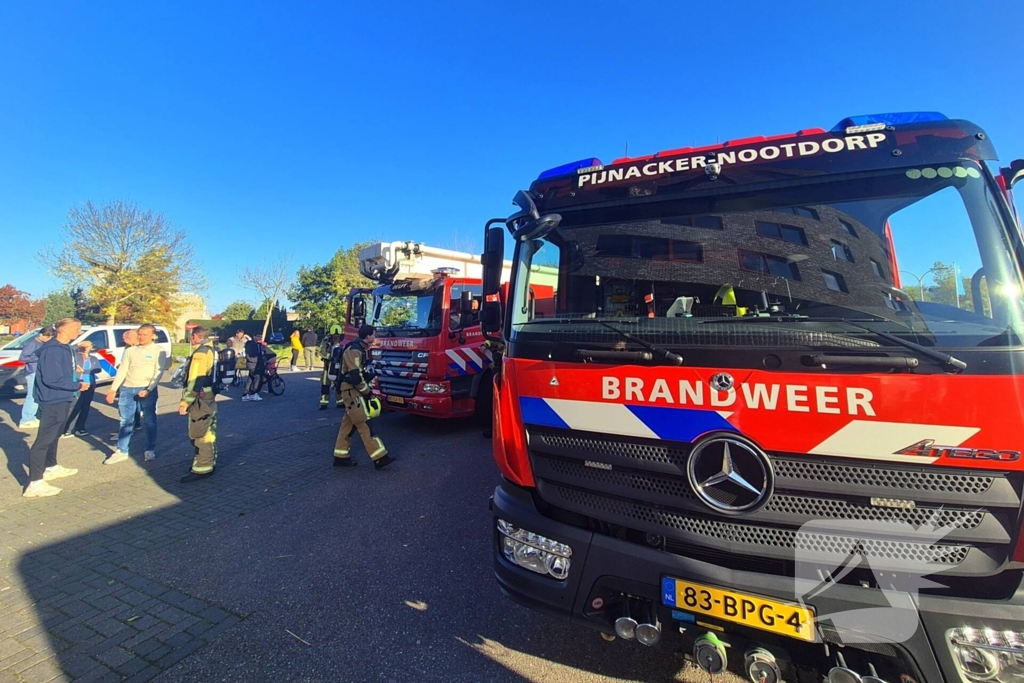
[482,113,1024,683]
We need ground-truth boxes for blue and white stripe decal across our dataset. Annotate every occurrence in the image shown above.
[519,397,737,442]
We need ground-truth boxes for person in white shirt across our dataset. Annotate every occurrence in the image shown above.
[104,324,169,463]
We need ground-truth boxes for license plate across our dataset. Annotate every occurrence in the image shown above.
[385,395,405,405]
[662,577,815,642]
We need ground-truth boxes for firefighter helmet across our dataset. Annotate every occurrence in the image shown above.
[366,396,382,419]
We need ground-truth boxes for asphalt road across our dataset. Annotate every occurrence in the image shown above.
[0,371,745,682]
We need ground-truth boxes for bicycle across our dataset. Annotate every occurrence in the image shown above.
[260,355,286,396]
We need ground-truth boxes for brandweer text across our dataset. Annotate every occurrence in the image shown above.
[601,377,876,416]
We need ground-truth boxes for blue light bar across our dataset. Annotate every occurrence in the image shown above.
[537,157,603,180]
[831,111,948,132]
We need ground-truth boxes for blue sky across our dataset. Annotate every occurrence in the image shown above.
[2,1,1022,314]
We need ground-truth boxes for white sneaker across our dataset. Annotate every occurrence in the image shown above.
[23,480,61,498]
[104,451,130,465]
[249,394,263,401]
[18,420,40,429]
[241,394,252,402]
[144,451,156,462]
[43,465,78,480]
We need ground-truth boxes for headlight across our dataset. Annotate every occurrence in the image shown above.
[948,627,1024,682]
[497,519,571,580]
[421,382,448,394]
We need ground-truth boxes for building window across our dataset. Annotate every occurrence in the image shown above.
[661,215,724,230]
[839,219,858,237]
[595,235,703,263]
[822,270,848,293]
[870,258,885,278]
[774,207,820,220]
[738,250,802,281]
[831,240,855,262]
[756,221,807,246]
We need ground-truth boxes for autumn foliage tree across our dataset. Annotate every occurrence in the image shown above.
[40,200,206,326]
[0,285,35,326]
[288,244,374,330]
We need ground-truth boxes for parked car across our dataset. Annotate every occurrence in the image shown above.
[0,325,174,395]
[266,332,285,343]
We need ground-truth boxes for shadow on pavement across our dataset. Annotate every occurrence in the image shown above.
[3,379,695,682]
[0,398,31,486]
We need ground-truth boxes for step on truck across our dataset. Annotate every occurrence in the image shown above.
[480,112,1024,683]
[352,241,554,419]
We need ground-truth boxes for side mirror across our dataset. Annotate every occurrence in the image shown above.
[352,297,366,320]
[481,301,501,334]
[513,213,561,242]
[482,226,505,296]
[1003,159,1024,190]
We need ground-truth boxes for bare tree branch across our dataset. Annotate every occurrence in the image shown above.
[241,256,294,340]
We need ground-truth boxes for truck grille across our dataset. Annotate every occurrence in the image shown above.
[376,375,418,398]
[527,427,1022,577]
[373,350,427,391]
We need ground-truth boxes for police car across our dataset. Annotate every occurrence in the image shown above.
[0,325,173,395]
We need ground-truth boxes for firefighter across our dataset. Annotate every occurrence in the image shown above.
[178,326,218,483]
[319,333,343,410]
[333,324,393,470]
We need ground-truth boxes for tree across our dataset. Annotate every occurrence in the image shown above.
[42,291,76,325]
[288,244,374,330]
[0,285,33,325]
[221,301,255,321]
[40,200,206,325]
[241,257,293,340]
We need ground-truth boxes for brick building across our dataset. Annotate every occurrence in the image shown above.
[565,204,895,316]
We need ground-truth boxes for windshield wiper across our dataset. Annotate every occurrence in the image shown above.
[839,320,967,372]
[701,315,966,372]
[592,320,684,366]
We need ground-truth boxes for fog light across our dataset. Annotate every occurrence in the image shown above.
[421,382,448,394]
[497,519,571,580]
[948,627,1024,682]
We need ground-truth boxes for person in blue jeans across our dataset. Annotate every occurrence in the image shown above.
[104,324,169,463]
[17,326,56,429]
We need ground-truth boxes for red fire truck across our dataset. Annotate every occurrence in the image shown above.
[480,113,1024,683]
[351,241,554,420]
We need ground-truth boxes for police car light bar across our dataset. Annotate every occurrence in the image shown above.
[831,111,948,132]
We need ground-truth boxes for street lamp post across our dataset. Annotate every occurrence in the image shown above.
[900,266,953,304]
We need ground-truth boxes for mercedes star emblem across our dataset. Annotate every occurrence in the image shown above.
[687,435,773,514]
[710,372,734,392]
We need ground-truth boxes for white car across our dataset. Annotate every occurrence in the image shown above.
[0,325,173,395]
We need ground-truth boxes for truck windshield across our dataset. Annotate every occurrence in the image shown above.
[372,282,444,337]
[509,162,1024,358]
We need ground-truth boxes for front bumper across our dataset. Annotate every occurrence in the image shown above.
[491,479,1024,683]
[377,393,475,418]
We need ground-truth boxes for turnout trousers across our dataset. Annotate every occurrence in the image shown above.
[319,365,340,407]
[333,387,386,463]
[187,393,218,474]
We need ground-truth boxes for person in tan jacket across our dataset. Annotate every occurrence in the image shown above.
[105,324,169,464]
[333,325,393,470]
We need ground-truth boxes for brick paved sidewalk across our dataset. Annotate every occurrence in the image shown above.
[0,381,343,682]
